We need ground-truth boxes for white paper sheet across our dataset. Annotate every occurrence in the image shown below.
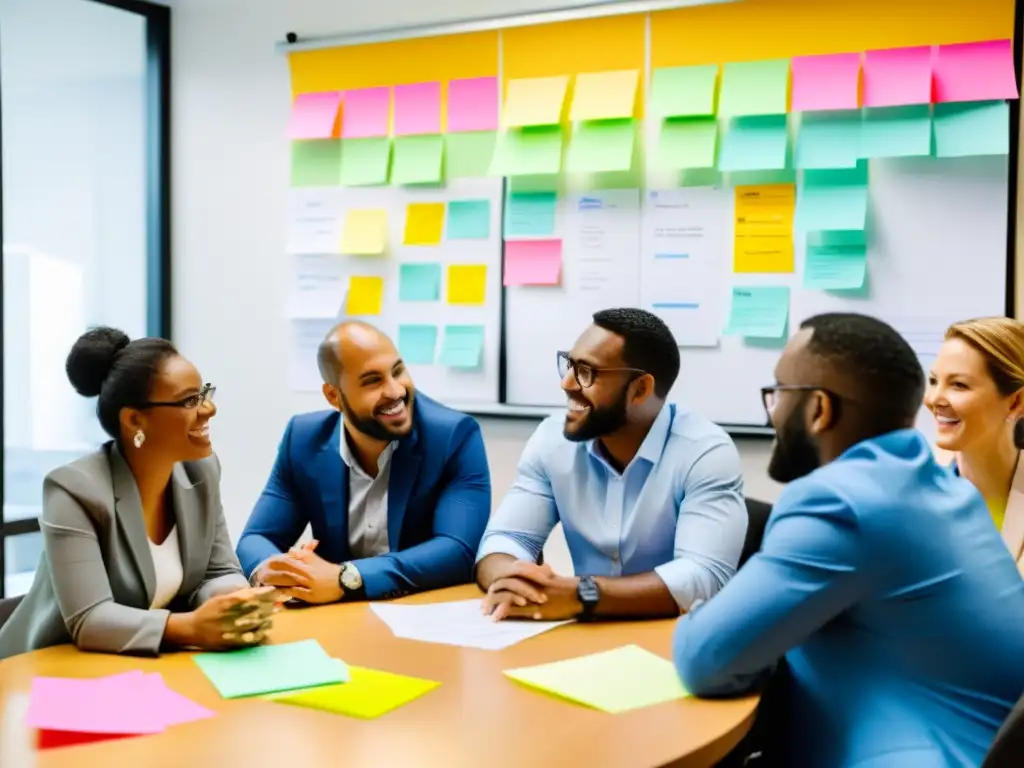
[288,253,347,319]
[289,318,336,392]
[287,188,344,254]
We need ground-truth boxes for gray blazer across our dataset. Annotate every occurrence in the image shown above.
[0,443,248,660]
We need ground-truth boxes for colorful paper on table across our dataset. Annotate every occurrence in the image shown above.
[860,106,932,158]
[397,325,438,364]
[341,87,390,139]
[934,40,1018,103]
[399,262,442,301]
[862,46,932,107]
[505,191,557,237]
[447,199,491,239]
[718,115,788,172]
[345,276,385,316]
[503,76,569,127]
[504,239,562,286]
[718,59,790,117]
[393,82,441,136]
[447,76,499,133]
[291,140,342,187]
[650,65,718,117]
[340,209,387,255]
[570,70,639,121]
[445,131,496,178]
[404,202,446,245]
[287,91,342,139]
[933,101,1010,158]
[446,264,487,304]
[734,184,795,273]
[796,111,861,169]
[725,286,790,338]
[796,165,869,232]
[440,325,486,368]
[490,127,564,176]
[504,645,688,714]
[391,135,443,185]
[659,117,718,169]
[193,640,348,699]
[37,730,139,750]
[27,673,163,734]
[790,53,861,112]
[266,666,440,720]
[566,119,635,173]
[339,138,391,186]
[804,244,868,290]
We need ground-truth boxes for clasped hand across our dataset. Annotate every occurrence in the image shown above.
[188,586,280,650]
[257,540,343,604]
[481,561,582,622]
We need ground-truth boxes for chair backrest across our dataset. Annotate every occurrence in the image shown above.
[0,596,23,631]
[739,498,773,568]
[982,692,1024,767]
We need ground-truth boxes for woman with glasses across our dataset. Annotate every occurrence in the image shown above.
[0,327,277,659]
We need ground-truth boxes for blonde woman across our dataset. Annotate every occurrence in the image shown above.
[924,317,1024,572]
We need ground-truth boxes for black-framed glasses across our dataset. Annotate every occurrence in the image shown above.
[761,384,838,415]
[139,383,216,410]
[557,351,646,389]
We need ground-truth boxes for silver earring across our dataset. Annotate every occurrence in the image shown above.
[133,429,145,449]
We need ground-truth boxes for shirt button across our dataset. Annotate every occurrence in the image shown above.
[611,553,619,562]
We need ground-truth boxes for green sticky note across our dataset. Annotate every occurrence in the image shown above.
[505,191,557,237]
[860,106,931,159]
[566,119,635,173]
[444,131,496,178]
[658,117,718,169]
[193,640,348,699]
[398,324,438,364]
[718,115,789,172]
[796,165,868,232]
[804,244,868,290]
[490,127,563,176]
[681,168,724,187]
[504,645,689,715]
[807,229,867,247]
[796,111,861,170]
[339,137,391,186]
[392,134,443,185]
[725,286,790,339]
[651,65,719,117]
[291,140,342,187]
[933,101,1010,158]
[440,325,485,368]
[719,59,790,117]
[446,199,491,239]
[398,262,441,301]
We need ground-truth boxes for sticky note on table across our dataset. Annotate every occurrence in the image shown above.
[291,140,342,187]
[340,138,392,186]
[341,87,390,138]
[505,191,557,237]
[862,46,931,108]
[445,131,496,178]
[404,202,445,245]
[392,135,443,185]
[804,244,868,290]
[490,127,564,176]
[447,199,491,239]
[790,53,860,112]
[27,673,164,735]
[718,59,790,117]
[440,325,486,368]
[346,276,385,316]
[860,105,931,158]
[340,208,387,255]
[446,264,487,304]
[399,262,442,301]
[796,111,861,169]
[448,76,499,132]
[287,91,342,139]
[718,115,788,172]
[504,239,562,286]
[658,117,718,169]
[796,165,868,232]
[193,640,348,699]
[504,645,688,714]
[650,65,718,117]
[503,76,569,127]
[934,40,1018,103]
[725,286,790,339]
[266,666,440,720]
[933,101,1010,158]
[567,119,635,173]
[570,70,639,121]
[393,81,441,136]
[397,325,438,364]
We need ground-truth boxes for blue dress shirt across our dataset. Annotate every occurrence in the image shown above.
[476,404,747,610]
[673,429,1024,768]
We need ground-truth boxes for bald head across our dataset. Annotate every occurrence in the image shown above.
[317,321,393,385]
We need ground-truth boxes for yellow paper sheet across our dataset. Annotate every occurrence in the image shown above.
[446,264,488,305]
[403,202,446,246]
[266,666,440,720]
[570,70,639,121]
[503,76,570,128]
[346,276,385,316]
[733,184,795,273]
[340,209,387,255]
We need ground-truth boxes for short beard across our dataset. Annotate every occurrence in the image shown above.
[767,403,821,483]
[564,388,629,442]
[340,391,413,442]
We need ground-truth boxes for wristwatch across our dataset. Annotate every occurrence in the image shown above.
[337,562,365,600]
[576,576,601,620]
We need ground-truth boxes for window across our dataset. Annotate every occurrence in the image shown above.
[0,0,170,597]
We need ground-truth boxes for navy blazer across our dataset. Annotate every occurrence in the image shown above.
[236,394,491,600]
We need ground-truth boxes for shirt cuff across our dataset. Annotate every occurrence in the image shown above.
[475,533,538,565]
[652,560,700,612]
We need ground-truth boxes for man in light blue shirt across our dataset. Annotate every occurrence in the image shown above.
[674,313,1024,768]
[475,308,747,621]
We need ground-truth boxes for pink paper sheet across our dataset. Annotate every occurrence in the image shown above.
[341,87,391,139]
[393,82,442,135]
[286,91,342,139]
[447,76,499,132]
[791,53,861,112]
[934,39,1018,103]
[863,46,933,107]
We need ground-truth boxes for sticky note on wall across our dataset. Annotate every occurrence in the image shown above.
[393,82,441,136]
[398,263,442,301]
[490,127,564,176]
[392,135,443,185]
[505,191,557,237]
[445,131,496,178]
[659,118,718,169]
[860,106,931,158]
[650,65,718,118]
[340,209,387,255]
[725,286,790,339]
[790,54,860,112]
[341,87,391,139]
[718,115,789,172]
[862,47,931,108]
[287,92,342,139]
[570,70,639,121]
[440,325,485,368]
[446,265,487,304]
[567,119,636,173]
[403,203,446,245]
[447,77,499,133]
[345,276,385,316]
[796,111,861,170]
[291,140,342,187]
[933,101,1010,157]
[503,76,570,127]
[804,244,868,291]
[934,40,1018,103]
[796,165,869,232]
[339,138,392,186]
[504,240,562,286]
[447,199,491,239]
[398,325,438,365]
[718,59,790,117]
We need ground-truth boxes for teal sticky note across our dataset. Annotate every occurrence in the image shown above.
[933,101,1010,158]
[398,262,441,301]
[440,325,485,368]
[803,244,868,290]
[796,111,861,170]
[807,229,867,247]
[193,639,348,699]
[447,199,491,239]
[490,126,564,176]
[398,324,438,364]
[505,191,557,237]
[860,105,931,159]
[796,164,869,232]
[718,115,789,172]
[724,286,790,339]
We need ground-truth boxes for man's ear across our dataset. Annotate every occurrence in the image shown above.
[321,384,342,412]
[807,390,835,436]
[629,373,656,406]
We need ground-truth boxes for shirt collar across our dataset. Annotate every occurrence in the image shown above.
[340,423,395,475]
[586,403,673,470]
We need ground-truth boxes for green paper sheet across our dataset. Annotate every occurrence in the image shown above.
[339,137,392,186]
[490,126,563,176]
[291,140,342,187]
[503,645,689,715]
[398,262,442,301]
[725,286,790,339]
[804,244,868,290]
[718,115,789,172]
[659,117,718,169]
[397,324,439,364]
[650,65,719,117]
[807,229,867,247]
[266,666,440,720]
[193,640,348,699]
[796,165,869,232]
[444,131,496,178]
[446,199,492,239]
[719,59,790,117]
[566,119,635,174]
[392,134,444,185]
[933,101,1010,158]
[505,191,557,237]
[860,106,932,159]
[796,111,861,170]
[440,325,485,368]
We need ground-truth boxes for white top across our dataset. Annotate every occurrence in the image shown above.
[340,428,394,559]
[148,526,184,609]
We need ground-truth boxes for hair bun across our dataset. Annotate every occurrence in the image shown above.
[65,326,131,397]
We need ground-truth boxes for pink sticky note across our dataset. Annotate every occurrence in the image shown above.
[791,53,861,111]
[140,673,216,727]
[504,240,562,286]
[934,39,1019,103]
[286,91,342,139]
[447,76,499,132]
[25,675,166,734]
[341,87,391,139]
[393,82,442,136]
[863,46,933,107]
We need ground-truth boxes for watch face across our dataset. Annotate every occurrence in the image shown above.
[579,578,599,602]
[341,566,362,590]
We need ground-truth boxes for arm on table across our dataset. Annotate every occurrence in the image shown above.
[190,455,249,605]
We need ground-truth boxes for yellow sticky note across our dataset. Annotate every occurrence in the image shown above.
[734,184,795,273]
[447,264,487,305]
[346,276,384,316]
[266,666,439,720]
[341,209,387,255]
[403,202,445,246]
[570,70,639,121]
[503,76,570,128]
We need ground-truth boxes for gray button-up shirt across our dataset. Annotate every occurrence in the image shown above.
[341,429,394,559]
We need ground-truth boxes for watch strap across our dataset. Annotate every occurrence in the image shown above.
[577,575,600,620]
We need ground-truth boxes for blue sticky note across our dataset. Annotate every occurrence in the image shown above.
[718,115,789,172]
[447,199,492,239]
[725,286,790,339]
[398,263,441,301]
[440,325,485,368]
[803,244,868,290]
[933,101,1010,158]
[398,324,438,364]
[860,105,931,159]
[796,111,861,170]
[796,165,869,232]
[504,191,557,237]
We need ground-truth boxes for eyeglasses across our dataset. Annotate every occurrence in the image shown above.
[557,351,646,389]
[139,383,216,410]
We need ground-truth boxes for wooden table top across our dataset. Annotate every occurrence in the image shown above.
[0,585,758,768]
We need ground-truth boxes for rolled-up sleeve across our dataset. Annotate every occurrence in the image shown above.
[653,441,747,611]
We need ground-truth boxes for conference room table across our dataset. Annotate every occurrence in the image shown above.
[0,585,759,768]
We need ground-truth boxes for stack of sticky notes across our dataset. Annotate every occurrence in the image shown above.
[25,670,214,749]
